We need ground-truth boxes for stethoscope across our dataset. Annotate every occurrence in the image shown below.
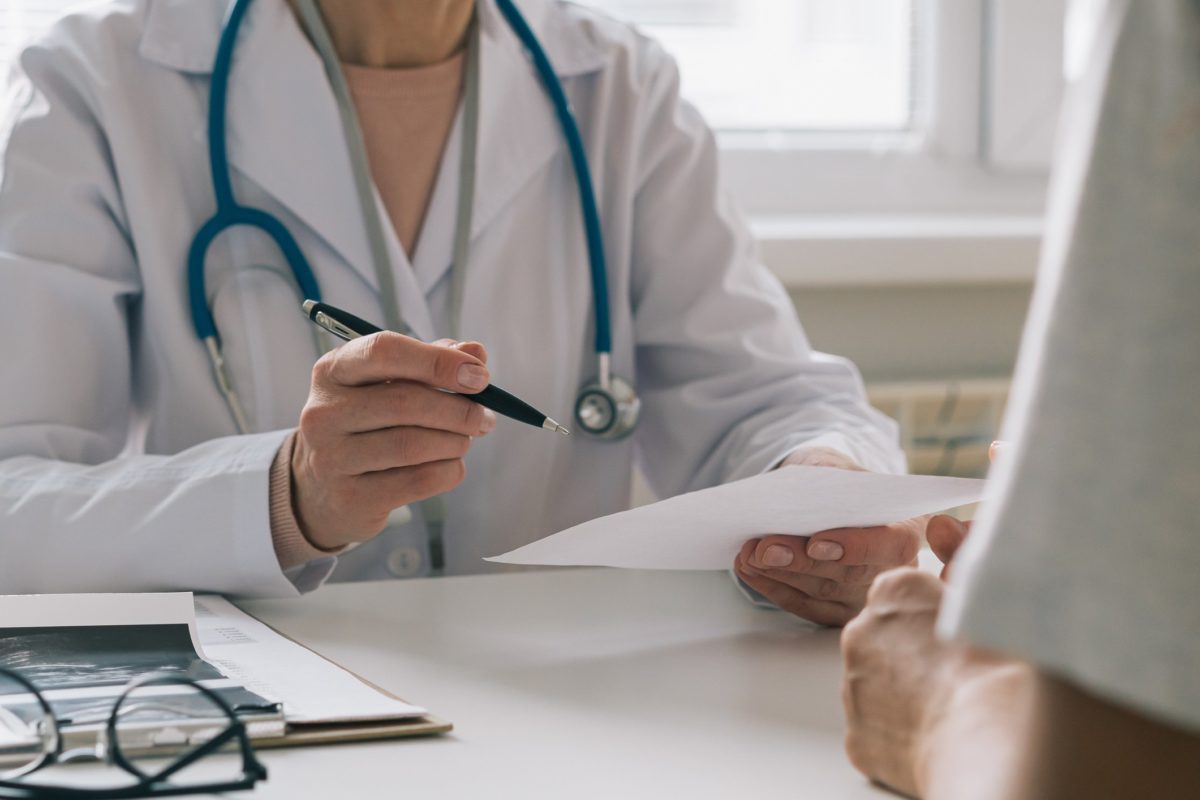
[187,0,640,441]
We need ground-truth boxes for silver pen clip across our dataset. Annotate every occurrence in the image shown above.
[313,311,361,342]
[301,300,362,343]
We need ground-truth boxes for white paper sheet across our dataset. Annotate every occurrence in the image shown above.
[0,592,203,655]
[194,596,427,724]
[487,466,987,570]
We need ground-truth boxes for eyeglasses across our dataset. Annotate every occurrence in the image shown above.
[0,667,267,799]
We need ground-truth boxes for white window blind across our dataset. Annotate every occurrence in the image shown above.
[579,0,921,133]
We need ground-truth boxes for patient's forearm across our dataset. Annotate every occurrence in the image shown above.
[917,667,1200,800]
[1010,673,1200,800]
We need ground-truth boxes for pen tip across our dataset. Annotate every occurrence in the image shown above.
[543,418,570,436]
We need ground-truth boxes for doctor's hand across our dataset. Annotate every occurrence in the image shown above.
[733,447,925,626]
[291,333,497,550]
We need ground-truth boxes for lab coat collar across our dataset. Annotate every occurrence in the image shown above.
[138,0,608,336]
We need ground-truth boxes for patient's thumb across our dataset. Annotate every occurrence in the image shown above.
[927,515,971,578]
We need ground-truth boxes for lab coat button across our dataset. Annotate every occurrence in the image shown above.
[386,546,423,578]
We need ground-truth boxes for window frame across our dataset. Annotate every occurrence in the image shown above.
[705,0,1066,287]
[983,0,1068,171]
[716,0,1064,217]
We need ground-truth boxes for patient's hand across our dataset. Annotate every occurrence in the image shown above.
[926,514,971,579]
[921,440,1005,579]
[840,567,1031,797]
[732,447,925,626]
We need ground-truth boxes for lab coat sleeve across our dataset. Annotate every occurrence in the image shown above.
[626,45,905,499]
[0,39,302,597]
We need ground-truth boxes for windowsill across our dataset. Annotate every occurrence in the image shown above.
[752,215,1043,288]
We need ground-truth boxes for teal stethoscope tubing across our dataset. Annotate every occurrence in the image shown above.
[188,0,320,343]
[492,0,611,354]
[187,0,613,372]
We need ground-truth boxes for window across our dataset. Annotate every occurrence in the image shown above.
[3,0,1070,268]
[4,1,923,135]
[580,0,922,133]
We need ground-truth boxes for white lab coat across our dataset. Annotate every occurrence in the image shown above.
[0,0,903,596]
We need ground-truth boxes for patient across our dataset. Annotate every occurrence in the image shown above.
[839,1,1200,796]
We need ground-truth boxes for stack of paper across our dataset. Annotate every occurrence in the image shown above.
[0,591,436,763]
[0,593,286,757]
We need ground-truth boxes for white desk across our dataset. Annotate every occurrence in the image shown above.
[58,569,887,798]
[224,569,889,799]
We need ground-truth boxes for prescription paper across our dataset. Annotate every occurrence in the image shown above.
[487,466,988,570]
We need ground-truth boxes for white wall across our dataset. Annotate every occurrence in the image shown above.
[787,282,1033,384]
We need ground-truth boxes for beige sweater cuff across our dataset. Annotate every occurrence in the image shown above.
[270,431,345,570]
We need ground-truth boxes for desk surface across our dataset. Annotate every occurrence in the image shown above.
[231,569,887,799]
[62,569,887,798]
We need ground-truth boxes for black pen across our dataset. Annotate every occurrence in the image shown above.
[302,300,570,435]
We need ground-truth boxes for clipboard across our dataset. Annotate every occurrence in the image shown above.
[0,592,452,761]
[237,611,453,750]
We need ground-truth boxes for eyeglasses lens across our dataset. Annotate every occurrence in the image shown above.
[111,682,244,787]
[0,671,56,779]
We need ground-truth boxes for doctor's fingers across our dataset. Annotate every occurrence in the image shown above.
[338,427,472,475]
[810,521,924,569]
[746,537,885,584]
[316,331,490,393]
[321,381,497,437]
[356,458,468,511]
[431,339,489,364]
[741,564,871,605]
[734,567,855,627]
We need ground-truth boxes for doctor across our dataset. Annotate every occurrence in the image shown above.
[0,0,916,622]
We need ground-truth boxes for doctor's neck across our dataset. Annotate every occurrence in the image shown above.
[302,0,475,68]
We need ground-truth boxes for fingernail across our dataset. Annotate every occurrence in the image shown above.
[808,541,844,561]
[479,408,497,433]
[457,364,488,390]
[761,545,793,568]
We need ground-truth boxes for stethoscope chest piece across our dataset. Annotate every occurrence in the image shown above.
[575,373,640,440]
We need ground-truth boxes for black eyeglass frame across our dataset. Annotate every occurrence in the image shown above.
[0,668,267,800]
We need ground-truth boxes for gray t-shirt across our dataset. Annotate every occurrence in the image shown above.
[939,0,1200,733]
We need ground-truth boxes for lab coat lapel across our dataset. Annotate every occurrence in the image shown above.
[409,107,466,299]
[218,0,437,339]
[411,0,607,298]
